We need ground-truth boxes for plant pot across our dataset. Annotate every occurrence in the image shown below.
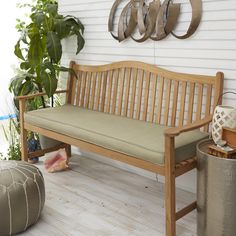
[39,135,62,150]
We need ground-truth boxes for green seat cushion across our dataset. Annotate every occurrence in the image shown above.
[25,105,208,165]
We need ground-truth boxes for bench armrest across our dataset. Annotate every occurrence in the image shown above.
[15,90,68,100]
[165,115,212,137]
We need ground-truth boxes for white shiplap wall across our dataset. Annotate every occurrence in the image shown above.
[59,0,236,105]
[59,0,236,192]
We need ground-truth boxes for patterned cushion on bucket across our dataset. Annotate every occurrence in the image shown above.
[0,161,45,236]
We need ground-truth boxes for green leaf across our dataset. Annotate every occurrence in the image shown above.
[20,61,31,70]
[46,3,58,17]
[65,16,84,34]
[46,31,62,63]
[43,16,54,32]
[64,16,85,54]
[41,70,58,97]
[28,34,44,66]
[55,19,70,39]
[55,66,78,79]
[20,81,34,95]
[27,23,39,39]
[41,61,56,77]
[31,12,45,26]
[20,31,28,44]
[9,76,25,96]
[76,32,85,54]
[14,40,25,61]
[9,73,36,96]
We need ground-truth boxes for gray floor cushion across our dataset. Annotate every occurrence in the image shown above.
[0,161,45,236]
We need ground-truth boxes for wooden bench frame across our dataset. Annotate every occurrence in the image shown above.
[17,61,224,236]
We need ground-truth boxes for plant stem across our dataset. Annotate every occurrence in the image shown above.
[37,84,46,108]
[50,58,54,108]
[51,96,54,107]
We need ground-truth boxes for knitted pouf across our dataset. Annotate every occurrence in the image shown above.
[0,161,45,236]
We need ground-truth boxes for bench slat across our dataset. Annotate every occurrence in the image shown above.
[171,81,179,127]
[105,70,113,113]
[111,69,119,114]
[204,84,212,132]
[149,74,158,123]
[156,76,164,124]
[129,68,138,119]
[196,84,203,121]
[101,71,108,112]
[85,72,92,108]
[80,72,87,107]
[124,68,131,117]
[136,70,144,120]
[117,69,125,115]
[179,82,187,126]
[75,71,82,106]
[95,72,102,111]
[90,72,97,110]
[70,73,78,106]
[187,82,195,124]
[164,79,172,126]
[142,72,151,121]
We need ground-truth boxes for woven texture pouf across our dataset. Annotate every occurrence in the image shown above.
[0,161,45,236]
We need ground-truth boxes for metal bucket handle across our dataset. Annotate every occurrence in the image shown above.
[217,91,236,106]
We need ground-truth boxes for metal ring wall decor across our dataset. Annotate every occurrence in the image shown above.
[108,0,202,42]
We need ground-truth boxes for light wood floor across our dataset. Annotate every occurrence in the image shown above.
[20,155,197,236]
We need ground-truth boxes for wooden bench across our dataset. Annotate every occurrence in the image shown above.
[18,61,224,236]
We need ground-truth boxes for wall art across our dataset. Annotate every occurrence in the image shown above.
[108,0,202,42]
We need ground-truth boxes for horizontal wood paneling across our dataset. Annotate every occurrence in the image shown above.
[59,0,236,105]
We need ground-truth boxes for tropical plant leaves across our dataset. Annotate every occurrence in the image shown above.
[11,1,85,102]
[64,16,85,54]
[55,65,78,79]
[20,62,31,70]
[43,16,54,32]
[55,19,71,39]
[14,40,25,61]
[9,73,35,96]
[20,81,35,95]
[41,61,56,78]
[46,3,58,17]
[41,70,58,97]
[46,31,62,64]
[31,12,45,27]
[76,32,85,54]
[65,16,84,34]
[28,34,44,66]
[27,23,39,39]
[9,76,25,96]
[20,31,28,44]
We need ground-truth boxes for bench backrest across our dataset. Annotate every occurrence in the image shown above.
[66,61,224,131]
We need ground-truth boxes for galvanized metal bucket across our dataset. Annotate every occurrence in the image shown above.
[197,139,236,236]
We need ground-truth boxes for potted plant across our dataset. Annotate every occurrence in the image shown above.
[1,117,21,161]
[9,0,84,153]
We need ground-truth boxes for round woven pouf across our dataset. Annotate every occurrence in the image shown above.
[0,161,45,236]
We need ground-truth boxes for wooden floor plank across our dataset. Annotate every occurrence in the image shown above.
[19,155,196,236]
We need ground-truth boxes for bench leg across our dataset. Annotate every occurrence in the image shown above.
[165,136,176,236]
[20,129,28,161]
[19,99,28,162]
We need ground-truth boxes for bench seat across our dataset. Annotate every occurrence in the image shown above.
[25,105,208,165]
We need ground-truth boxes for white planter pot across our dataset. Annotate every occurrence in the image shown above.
[39,135,62,150]
[212,105,236,144]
